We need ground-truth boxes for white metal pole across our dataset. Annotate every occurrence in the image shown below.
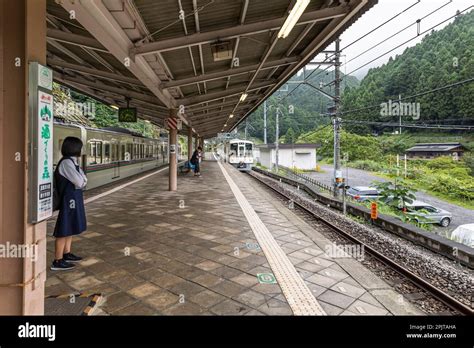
[404,154,407,178]
[396,154,400,177]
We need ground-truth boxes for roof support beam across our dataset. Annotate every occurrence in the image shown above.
[53,76,168,124]
[55,73,167,108]
[188,96,260,113]
[47,58,144,87]
[58,0,186,123]
[130,5,349,56]
[232,0,367,131]
[162,56,298,89]
[178,80,276,107]
[46,28,108,52]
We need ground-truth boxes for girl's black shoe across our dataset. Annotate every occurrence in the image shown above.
[50,259,75,271]
[63,253,83,263]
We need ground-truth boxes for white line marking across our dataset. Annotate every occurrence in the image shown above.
[84,165,170,204]
[216,159,326,316]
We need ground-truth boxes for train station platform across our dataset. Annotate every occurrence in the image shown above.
[45,157,421,315]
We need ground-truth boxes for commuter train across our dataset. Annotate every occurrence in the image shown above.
[217,139,254,171]
[53,122,169,190]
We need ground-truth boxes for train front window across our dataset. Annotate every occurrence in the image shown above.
[245,143,253,156]
[230,143,238,156]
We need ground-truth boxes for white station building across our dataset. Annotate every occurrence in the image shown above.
[257,144,319,170]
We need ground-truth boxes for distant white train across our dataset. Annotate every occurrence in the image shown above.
[53,122,169,190]
[217,139,254,171]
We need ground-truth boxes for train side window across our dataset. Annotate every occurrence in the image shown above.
[121,144,126,160]
[88,141,103,165]
[104,143,110,163]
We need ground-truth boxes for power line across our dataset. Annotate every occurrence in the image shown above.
[342,5,473,78]
[342,120,474,131]
[273,1,440,103]
[341,0,422,52]
[338,77,474,116]
[344,0,453,67]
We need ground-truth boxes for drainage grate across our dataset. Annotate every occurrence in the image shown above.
[218,162,326,316]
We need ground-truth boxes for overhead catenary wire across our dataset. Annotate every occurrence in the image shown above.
[277,2,467,102]
[341,5,473,79]
[344,0,453,67]
[341,120,474,131]
[337,77,474,116]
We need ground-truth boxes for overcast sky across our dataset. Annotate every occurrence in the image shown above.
[305,0,473,80]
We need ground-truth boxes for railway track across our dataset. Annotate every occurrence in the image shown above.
[247,170,473,316]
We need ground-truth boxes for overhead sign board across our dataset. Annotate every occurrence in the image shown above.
[28,62,54,223]
[118,107,137,122]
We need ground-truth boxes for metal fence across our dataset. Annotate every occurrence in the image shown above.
[277,165,334,195]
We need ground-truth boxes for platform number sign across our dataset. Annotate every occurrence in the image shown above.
[371,202,378,220]
[28,62,54,223]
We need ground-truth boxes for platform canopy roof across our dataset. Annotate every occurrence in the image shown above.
[46,0,377,138]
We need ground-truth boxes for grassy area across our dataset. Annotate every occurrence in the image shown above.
[375,171,474,210]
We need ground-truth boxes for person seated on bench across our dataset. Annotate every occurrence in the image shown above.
[190,146,202,176]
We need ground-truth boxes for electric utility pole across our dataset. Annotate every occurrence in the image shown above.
[275,106,280,172]
[264,100,267,144]
[333,38,342,197]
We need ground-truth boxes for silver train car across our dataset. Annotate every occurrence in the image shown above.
[217,139,254,171]
[53,122,169,190]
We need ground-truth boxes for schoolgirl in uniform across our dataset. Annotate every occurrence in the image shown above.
[51,136,87,271]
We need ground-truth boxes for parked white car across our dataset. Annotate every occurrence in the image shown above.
[450,224,474,248]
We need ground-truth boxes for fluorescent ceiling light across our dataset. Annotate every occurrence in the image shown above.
[278,0,310,39]
[110,105,119,110]
[239,93,248,102]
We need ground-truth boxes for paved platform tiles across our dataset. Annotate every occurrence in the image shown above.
[45,159,421,316]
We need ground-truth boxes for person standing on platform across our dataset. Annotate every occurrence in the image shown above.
[190,146,202,176]
[51,137,87,271]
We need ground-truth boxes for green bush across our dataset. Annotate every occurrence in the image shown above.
[350,160,384,172]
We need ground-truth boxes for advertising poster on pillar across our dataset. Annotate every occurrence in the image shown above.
[36,90,54,221]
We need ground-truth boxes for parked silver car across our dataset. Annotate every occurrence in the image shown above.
[405,200,452,227]
[346,186,381,202]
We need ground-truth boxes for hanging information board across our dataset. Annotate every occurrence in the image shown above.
[28,62,54,223]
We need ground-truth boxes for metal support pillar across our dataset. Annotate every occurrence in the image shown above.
[187,127,193,160]
[169,109,178,191]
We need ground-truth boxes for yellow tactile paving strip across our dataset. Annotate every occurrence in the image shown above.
[217,160,326,316]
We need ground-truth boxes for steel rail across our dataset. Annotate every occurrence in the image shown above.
[247,171,474,316]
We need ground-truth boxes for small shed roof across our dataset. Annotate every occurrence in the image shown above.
[405,143,465,153]
[258,143,320,150]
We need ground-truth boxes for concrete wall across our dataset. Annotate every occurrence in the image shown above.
[258,147,316,170]
[259,149,272,168]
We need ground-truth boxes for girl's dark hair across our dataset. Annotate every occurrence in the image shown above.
[198,146,202,150]
[61,137,83,157]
